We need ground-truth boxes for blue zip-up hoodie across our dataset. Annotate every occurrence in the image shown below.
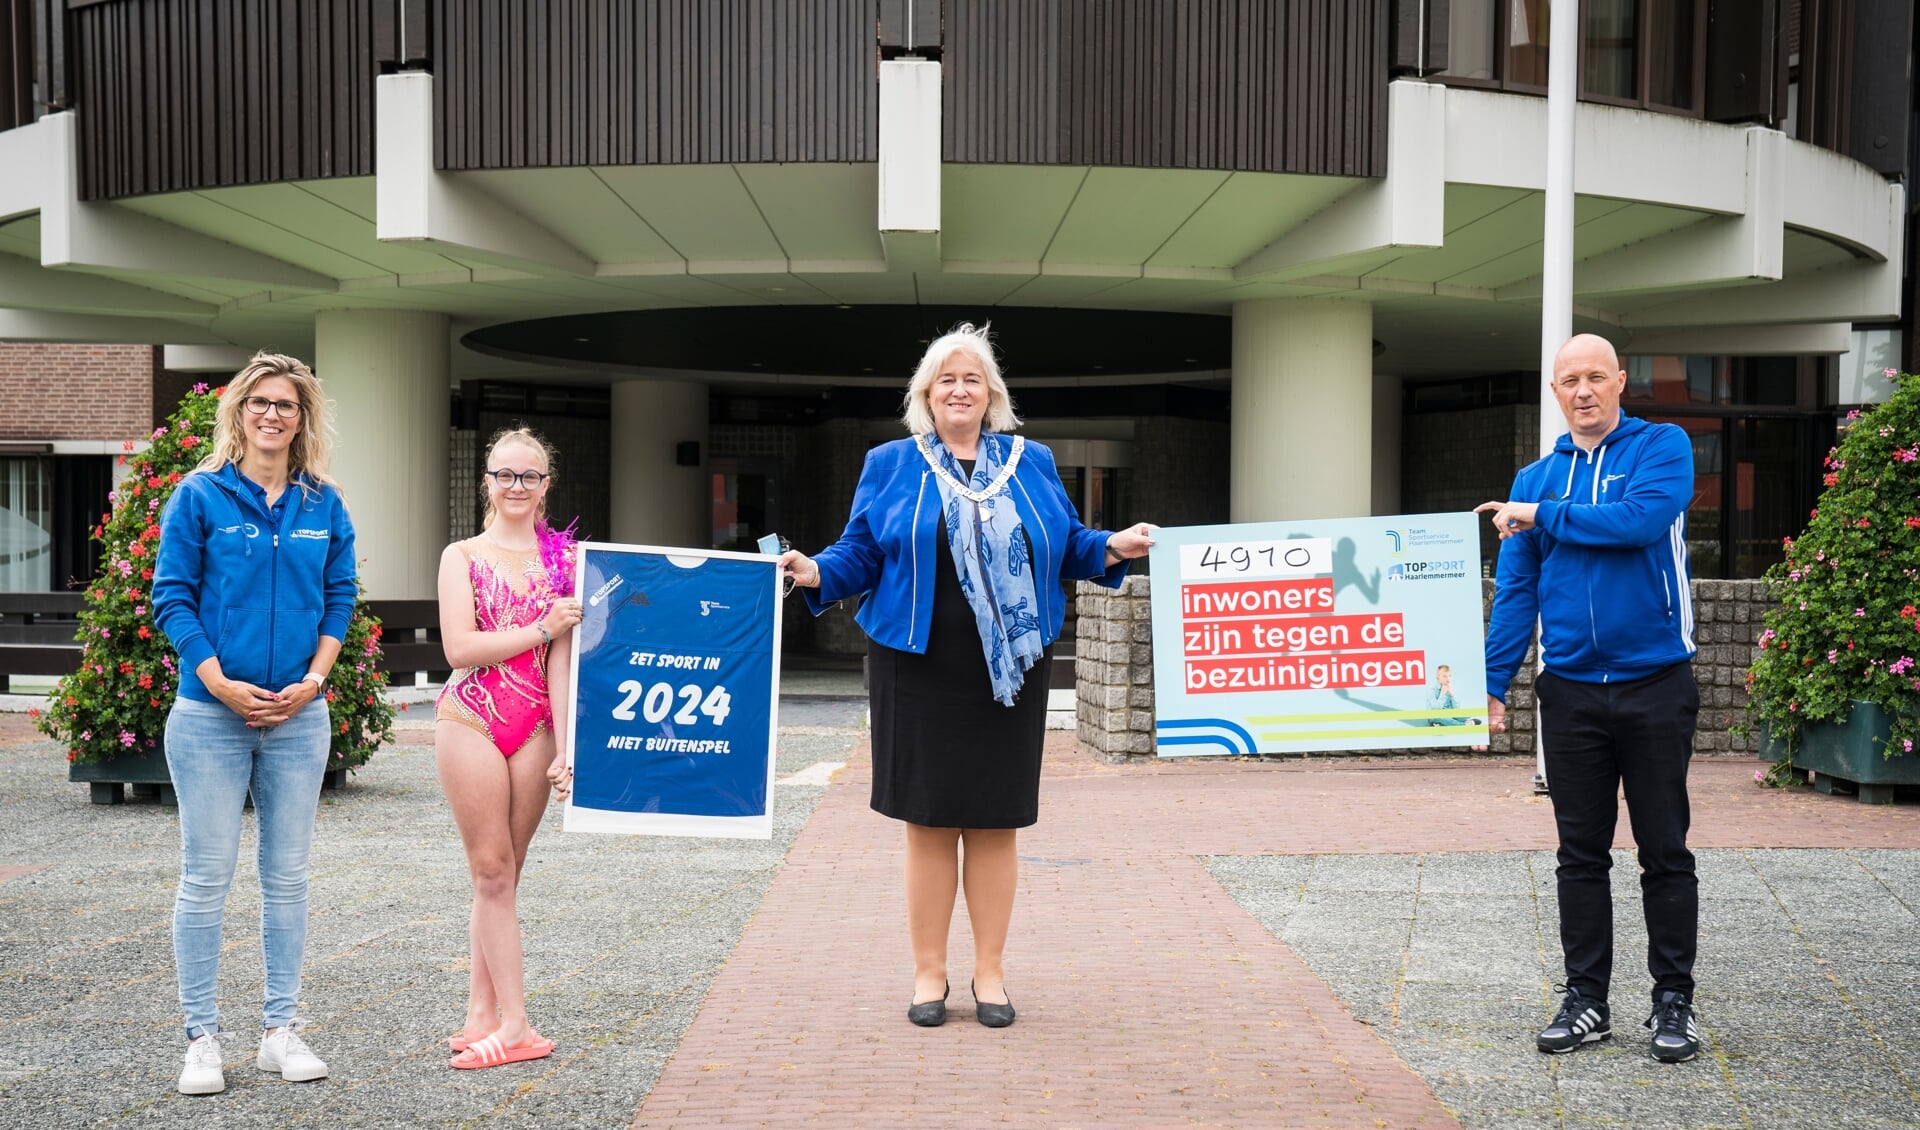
[153,464,358,702]
[1485,412,1696,701]
[803,435,1128,651]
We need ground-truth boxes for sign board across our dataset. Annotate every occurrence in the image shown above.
[563,543,782,837]
[1148,514,1489,755]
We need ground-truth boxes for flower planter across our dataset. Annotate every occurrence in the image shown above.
[1782,702,1920,804]
[68,747,346,807]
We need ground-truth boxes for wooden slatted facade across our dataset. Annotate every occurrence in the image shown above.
[944,0,1389,177]
[70,0,379,200]
[434,0,877,170]
[0,0,66,131]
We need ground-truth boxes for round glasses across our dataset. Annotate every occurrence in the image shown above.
[485,468,551,490]
[242,396,303,418]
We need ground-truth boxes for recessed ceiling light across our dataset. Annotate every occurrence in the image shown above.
[1183,357,1199,363]
[573,336,591,343]
[750,362,764,368]
[836,304,854,310]
[767,286,786,293]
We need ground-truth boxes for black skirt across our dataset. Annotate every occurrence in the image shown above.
[867,537,1052,829]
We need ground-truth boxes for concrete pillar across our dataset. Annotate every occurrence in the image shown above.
[1371,373,1403,516]
[609,380,708,548]
[314,309,449,599]
[1230,298,1375,521]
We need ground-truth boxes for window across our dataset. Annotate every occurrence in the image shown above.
[1433,0,1704,116]
[1437,0,1549,90]
[1583,0,1637,100]
[1447,0,1497,80]
[0,457,53,592]
[1506,0,1551,88]
[1626,354,1830,579]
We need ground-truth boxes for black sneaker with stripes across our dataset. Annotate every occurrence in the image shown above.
[1536,986,1611,1053]
[1646,990,1701,1062]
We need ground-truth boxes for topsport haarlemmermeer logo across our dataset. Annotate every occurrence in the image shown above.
[1386,559,1470,582]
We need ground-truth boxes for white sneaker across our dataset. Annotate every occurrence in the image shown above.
[178,1033,225,1095]
[256,1025,328,1082]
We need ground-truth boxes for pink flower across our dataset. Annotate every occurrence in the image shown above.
[1885,367,1899,377]
[80,730,91,741]
[191,381,209,393]
[1855,608,1867,617]
[99,628,110,639]
[118,731,135,747]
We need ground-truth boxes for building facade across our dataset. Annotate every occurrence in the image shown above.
[0,0,1911,657]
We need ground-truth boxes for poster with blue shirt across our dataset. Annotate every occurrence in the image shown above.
[563,543,782,838]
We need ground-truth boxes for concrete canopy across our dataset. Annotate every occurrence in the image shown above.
[0,78,1900,381]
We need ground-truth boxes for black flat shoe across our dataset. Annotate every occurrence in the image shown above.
[972,979,1015,1028]
[907,981,949,1027]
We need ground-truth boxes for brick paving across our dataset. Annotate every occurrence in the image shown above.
[635,740,1919,1129]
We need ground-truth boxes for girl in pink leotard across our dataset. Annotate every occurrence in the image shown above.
[434,427,583,1070]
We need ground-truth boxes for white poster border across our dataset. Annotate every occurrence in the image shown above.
[560,541,784,839]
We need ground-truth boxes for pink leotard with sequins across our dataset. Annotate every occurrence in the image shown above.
[436,542,556,757]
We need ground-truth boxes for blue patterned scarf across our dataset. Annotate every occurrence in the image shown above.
[923,432,1044,706]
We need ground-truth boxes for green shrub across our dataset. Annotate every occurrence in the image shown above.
[33,383,395,771]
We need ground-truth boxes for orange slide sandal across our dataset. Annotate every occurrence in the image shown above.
[450,1032,554,1069]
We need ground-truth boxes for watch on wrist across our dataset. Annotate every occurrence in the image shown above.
[302,672,326,689]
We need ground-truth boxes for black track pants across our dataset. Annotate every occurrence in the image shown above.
[1536,662,1700,1004]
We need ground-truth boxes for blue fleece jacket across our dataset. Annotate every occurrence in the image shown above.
[1484,412,1697,701]
[153,464,358,702]
[803,435,1128,652]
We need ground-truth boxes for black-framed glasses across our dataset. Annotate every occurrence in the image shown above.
[485,468,551,490]
[242,396,302,418]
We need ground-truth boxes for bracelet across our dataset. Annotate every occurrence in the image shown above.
[302,671,326,688]
[536,623,551,645]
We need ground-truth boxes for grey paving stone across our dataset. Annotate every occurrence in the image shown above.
[1212,847,1920,1130]
[0,698,860,1129]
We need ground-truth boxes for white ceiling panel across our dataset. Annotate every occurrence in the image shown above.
[735,164,884,262]
[941,165,1089,263]
[592,166,783,262]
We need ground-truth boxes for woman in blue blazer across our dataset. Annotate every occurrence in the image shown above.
[781,323,1154,1028]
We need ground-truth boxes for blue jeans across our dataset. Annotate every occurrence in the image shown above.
[165,695,331,1038]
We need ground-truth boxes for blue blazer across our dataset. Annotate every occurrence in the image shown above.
[804,434,1128,652]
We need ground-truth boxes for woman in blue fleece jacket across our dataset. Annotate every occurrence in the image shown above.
[780,324,1154,1029]
[152,354,357,1096]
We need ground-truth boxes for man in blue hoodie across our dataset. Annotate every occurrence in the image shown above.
[1478,334,1702,1064]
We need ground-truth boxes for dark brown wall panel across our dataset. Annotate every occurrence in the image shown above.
[945,0,1388,177]
[72,0,376,200]
[435,0,876,170]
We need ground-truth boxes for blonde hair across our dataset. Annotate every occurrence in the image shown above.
[900,322,1022,436]
[480,425,556,530]
[195,352,339,501]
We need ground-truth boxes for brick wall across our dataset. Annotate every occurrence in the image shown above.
[1076,576,1767,763]
[0,344,156,439]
